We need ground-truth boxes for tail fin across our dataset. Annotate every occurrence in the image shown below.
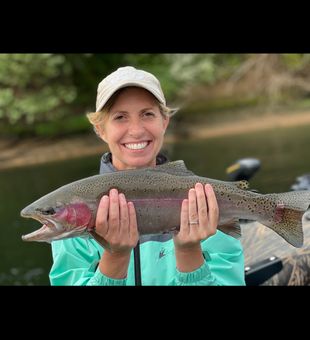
[260,191,310,248]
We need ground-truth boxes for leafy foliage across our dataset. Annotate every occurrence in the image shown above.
[2,54,310,137]
[0,54,76,124]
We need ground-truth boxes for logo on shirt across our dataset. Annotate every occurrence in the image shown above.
[159,248,166,259]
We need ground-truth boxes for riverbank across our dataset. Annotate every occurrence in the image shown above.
[0,134,106,171]
[1,109,310,171]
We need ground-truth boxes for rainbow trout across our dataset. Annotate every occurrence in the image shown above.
[20,160,310,248]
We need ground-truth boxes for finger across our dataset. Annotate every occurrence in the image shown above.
[195,182,209,228]
[205,184,219,231]
[188,188,199,232]
[96,195,109,235]
[119,193,129,236]
[180,198,190,235]
[128,201,139,242]
[108,188,120,234]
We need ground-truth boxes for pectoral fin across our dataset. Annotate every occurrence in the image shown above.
[218,218,242,239]
[89,230,111,250]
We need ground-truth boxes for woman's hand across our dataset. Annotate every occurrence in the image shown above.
[95,188,139,255]
[95,188,139,279]
[173,183,219,272]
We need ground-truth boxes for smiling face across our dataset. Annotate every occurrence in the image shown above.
[96,87,170,170]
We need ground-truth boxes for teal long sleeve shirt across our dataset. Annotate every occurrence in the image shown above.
[49,230,245,286]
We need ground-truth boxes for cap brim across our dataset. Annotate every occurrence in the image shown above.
[96,81,166,112]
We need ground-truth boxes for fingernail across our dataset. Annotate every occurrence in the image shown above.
[195,182,203,189]
[110,188,117,195]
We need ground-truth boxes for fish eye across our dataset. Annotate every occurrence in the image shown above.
[37,207,56,215]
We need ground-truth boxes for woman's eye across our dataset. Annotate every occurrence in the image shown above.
[114,115,125,120]
[144,111,155,117]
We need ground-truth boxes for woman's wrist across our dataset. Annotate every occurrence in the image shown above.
[174,244,205,273]
[98,250,131,279]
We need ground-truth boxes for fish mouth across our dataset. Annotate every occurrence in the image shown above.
[21,214,89,243]
[21,215,66,242]
[21,204,66,242]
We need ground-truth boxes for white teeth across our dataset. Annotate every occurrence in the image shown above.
[124,142,148,150]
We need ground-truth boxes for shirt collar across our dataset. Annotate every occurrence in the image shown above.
[99,152,168,174]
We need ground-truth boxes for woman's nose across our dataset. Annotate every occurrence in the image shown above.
[127,120,145,137]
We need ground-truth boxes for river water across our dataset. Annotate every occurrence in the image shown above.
[1,124,310,285]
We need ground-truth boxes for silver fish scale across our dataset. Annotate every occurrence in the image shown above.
[70,171,196,200]
[68,168,256,202]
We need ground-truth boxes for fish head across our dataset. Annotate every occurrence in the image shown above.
[20,188,97,243]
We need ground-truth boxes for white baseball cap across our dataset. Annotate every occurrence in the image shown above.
[96,66,166,112]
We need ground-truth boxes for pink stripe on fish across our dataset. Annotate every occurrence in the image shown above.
[274,203,285,223]
[130,198,184,207]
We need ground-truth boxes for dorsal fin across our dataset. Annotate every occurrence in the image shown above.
[152,160,195,176]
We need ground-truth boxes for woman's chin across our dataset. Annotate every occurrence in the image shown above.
[126,157,155,169]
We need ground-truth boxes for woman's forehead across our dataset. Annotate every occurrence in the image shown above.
[112,87,158,104]
[108,90,159,113]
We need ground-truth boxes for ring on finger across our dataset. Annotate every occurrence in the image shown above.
[189,220,199,225]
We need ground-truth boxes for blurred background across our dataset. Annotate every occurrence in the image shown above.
[1,53,310,285]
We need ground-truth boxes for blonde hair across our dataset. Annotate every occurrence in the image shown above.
[86,87,178,136]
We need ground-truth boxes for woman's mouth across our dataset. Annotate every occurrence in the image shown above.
[123,141,151,150]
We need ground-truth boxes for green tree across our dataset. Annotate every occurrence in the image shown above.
[0,54,76,124]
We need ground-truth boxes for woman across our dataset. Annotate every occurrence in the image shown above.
[49,66,245,285]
